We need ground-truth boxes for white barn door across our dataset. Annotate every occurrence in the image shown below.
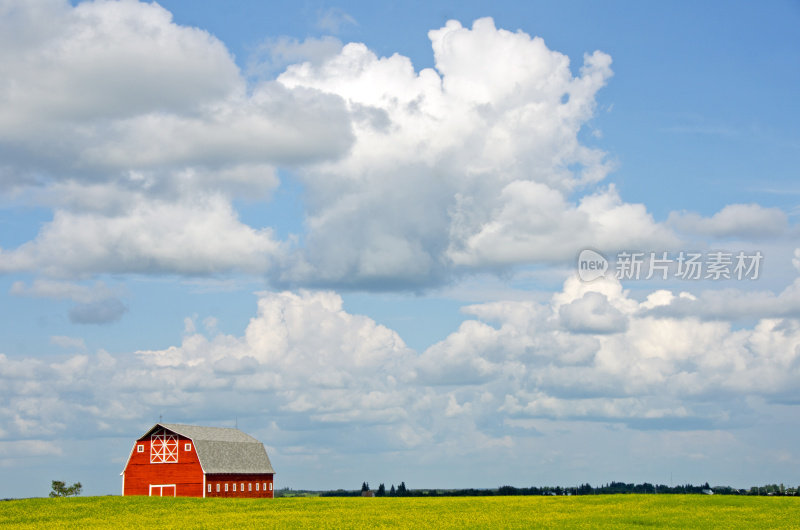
[149,484,176,497]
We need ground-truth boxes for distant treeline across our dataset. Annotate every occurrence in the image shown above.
[312,481,798,497]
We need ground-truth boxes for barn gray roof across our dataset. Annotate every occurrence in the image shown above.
[141,423,275,475]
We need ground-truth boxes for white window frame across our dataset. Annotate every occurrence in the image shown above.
[137,444,144,453]
[185,443,192,451]
[233,483,236,492]
[241,482,244,491]
[216,484,220,493]
[208,484,212,493]
[269,483,273,491]
[248,483,252,491]
[225,483,228,492]
[256,483,259,491]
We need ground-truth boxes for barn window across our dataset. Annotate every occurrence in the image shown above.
[216,484,220,493]
[233,483,236,492]
[269,483,273,491]
[208,484,211,493]
[224,483,228,492]
[263,482,266,491]
[185,443,192,451]
[241,483,244,491]
[248,483,252,491]
[137,444,143,453]
[256,483,259,491]
[150,428,178,464]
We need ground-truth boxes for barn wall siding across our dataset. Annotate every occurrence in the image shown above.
[123,435,204,497]
[206,473,275,498]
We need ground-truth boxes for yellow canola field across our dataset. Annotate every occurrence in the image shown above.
[1,494,798,529]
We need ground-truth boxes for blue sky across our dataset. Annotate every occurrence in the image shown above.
[1,0,799,498]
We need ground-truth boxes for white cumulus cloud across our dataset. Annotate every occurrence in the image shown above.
[1,193,281,277]
[273,17,681,288]
[0,0,351,281]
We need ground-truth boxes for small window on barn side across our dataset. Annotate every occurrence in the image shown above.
[208,484,211,493]
[137,444,143,453]
[185,443,192,451]
[216,484,220,493]
[248,483,252,491]
[269,483,273,491]
[256,483,259,491]
[241,483,244,491]
[225,484,228,492]
[263,482,266,490]
[233,483,236,492]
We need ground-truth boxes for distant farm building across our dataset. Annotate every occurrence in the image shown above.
[121,423,275,498]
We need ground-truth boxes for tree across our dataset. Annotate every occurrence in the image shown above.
[397,481,407,496]
[361,481,369,493]
[377,483,386,497]
[390,484,396,496]
[50,480,82,498]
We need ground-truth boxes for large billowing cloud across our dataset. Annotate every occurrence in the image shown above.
[0,0,352,178]
[275,18,677,288]
[0,5,686,288]
[0,0,351,280]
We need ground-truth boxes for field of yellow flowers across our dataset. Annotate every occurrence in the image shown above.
[1,494,798,528]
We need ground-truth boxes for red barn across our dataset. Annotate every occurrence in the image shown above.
[121,423,276,498]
